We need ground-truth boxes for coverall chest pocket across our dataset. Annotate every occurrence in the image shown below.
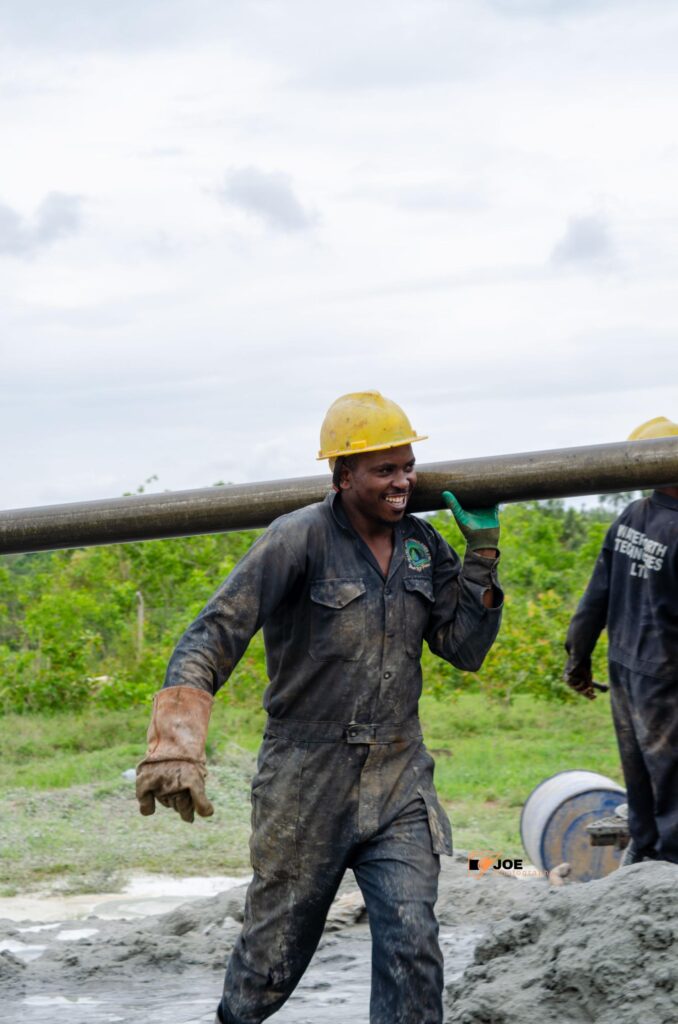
[403,576,435,658]
[309,578,367,661]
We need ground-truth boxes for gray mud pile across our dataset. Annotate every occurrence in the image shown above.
[445,861,678,1024]
[435,854,539,927]
[0,885,249,992]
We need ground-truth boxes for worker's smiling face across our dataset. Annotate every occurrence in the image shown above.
[339,445,417,526]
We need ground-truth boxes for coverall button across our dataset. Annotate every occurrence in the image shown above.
[383,671,392,679]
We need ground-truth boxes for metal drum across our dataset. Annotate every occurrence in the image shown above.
[520,770,626,881]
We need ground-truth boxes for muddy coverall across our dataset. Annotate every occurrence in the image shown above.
[566,490,678,863]
[164,491,503,1023]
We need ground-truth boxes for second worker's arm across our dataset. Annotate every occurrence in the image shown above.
[564,532,612,700]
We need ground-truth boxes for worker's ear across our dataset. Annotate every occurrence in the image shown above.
[334,456,354,491]
[339,460,352,490]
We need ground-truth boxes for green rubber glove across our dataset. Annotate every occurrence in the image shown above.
[442,491,500,552]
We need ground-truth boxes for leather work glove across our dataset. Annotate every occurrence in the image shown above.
[442,491,500,552]
[563,660,596,701]
[136,686,215,823]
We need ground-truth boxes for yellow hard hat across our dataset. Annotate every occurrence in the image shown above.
[318,391,427,464]
[628,416,678,441]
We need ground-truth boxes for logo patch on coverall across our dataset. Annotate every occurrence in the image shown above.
[405,538,431,571]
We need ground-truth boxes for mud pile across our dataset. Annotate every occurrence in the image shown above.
[445,861,678,1024]
[0,885,248,992]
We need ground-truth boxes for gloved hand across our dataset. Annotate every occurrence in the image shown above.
[136,761,214,822]
[442,491,500,552]
[563,661,596,701]
[136,686,215,823]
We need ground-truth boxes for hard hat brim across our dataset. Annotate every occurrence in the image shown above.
[317,434,428,461]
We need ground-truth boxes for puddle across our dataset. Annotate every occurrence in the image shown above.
[0,938,47,962]
[6,991,217,1024]
[0,873,249,923]
[23,996,100,1007]
[55,927,99,941]
[17,923,61,934]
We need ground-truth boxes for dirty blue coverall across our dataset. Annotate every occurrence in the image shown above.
[164,491,503,1023]
[566,490,678,863]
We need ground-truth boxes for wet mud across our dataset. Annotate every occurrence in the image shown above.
[2,856,676,1023]
[0,857,498,1023]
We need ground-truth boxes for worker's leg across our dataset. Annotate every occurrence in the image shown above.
[218,864,344,1023]
[350,801,444,1024]
[621,668,678,864]
[609,662,659,856]
[218,733,362,1023]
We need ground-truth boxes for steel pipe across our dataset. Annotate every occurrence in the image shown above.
[1,438,677,555]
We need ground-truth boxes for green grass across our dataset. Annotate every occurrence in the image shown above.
[0,750,256,896]
[419,694,622,855]
[0,693,622,893]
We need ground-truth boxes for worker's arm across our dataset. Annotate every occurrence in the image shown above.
[423,525,503,672]
[564,535,612,700]
[136,521,303,822]
[163,523,303,695]
[442,491,501,609]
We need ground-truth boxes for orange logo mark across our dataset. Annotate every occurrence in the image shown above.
[468,850,502,877]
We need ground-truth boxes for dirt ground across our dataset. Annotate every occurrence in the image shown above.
[1,856,677,1023]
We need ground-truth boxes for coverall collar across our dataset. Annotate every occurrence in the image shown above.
[651,490,678,512]
[327,490,406,581]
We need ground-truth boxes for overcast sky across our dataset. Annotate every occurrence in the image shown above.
[2,0,677,510]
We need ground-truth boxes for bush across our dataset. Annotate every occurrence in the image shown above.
[0,500,615,713]
[421,501,611,703]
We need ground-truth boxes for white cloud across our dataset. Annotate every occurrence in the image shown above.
[550,214,617,268]
[217,167,318,233]
[0,192,82,257]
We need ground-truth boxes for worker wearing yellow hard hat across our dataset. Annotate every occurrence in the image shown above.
[137,388,503,1024]
[318,389,501,557]
[626,416,678,495]
[317,389,428,465]
[565,415,678,867]
[627,416,678,441]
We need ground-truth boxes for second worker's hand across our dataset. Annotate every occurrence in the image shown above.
[442,491,500,553]
[564,671,597,701]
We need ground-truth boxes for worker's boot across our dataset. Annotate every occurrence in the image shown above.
[620,840,657,866]
[215,1001,242,1023]
[620,840,640,866]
